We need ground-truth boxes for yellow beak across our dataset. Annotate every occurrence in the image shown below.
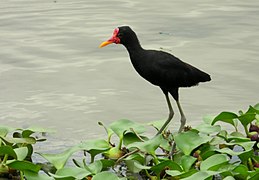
[99,41,113,48]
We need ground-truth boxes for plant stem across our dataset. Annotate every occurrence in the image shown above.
[2,154,8,164]
[20,171,24,180]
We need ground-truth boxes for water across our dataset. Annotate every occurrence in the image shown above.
[1,0,258,143]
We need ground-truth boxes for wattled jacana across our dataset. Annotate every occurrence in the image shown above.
[99,26,211,134]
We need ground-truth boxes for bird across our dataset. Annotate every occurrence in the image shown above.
[99,26,211,134]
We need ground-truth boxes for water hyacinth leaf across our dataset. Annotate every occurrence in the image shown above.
[123,132,146,146]
[223,176,235,180]
[1,136,36,144]
[238,113,256,128]
[202,115,216,124]
[148,119,167,130]
[109,119,146,138]
[151,160,182,175]
[88,160,103,174]
[225,141,255,151]
[7,160,41,172]
[195,123,221,134]
[78,139,111,159]
[22,130,35,138]
[238,149,254,163]
[127,134,163,154]
[53,167,91,179]
[180,155,197,172]
[0,145,17,159]
[249,173,259,180]
[166,169,198,179]
[212,112,238,127]
[181,170,218,180]
[92,171,121,180]
[126,160,150,173]
[0,126,10,137]
[14,147,28,160]
[100,159,115,169]
[37,146,80,170]
[200,154,229,171]
[174,130,212,155]
[24,170,54,180]
[232,164,249,179]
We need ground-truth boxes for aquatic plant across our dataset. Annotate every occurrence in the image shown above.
[1,103,259,179]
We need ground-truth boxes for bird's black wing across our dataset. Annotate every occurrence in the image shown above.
[143,50,209,88]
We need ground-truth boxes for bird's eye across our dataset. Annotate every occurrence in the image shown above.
[117,33,123,38]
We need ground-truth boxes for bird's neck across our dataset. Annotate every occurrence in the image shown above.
[123,40,144,56]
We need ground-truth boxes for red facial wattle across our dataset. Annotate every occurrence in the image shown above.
[99,28,120,48]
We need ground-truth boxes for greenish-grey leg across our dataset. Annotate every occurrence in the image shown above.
[176,100,186,133]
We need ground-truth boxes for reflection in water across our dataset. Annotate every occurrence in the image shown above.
[0,0,258,141]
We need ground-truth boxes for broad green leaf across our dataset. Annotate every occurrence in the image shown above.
[109,119,146,138]
[127,135,162,154]
[225,141,255,151]
[124,153,145,164]
[232,164,249,179]
[0,127,10,137]
[174,130,212,155]
[238,149,254,163]
[7,160,41,172]
[92,171,121,180]
[1,136,36,144]
[100,159,115,169]
[78,139,110,159]
[238,113,256,128]
[53,167,91,179]
[126,160,150,173]
[151,160,182,175]
[24,170,54,180]
[212,112,238,127]
[123,132,145,146]
[148,119,167,130]
[180,155,197,172]
[88,160,103,174]
[37,146,80,170]
[200,154,229,171]
[223,176,235,180]
[0,145,17,159]
[203,115,216,124]
[249,172,259,180]
[195,123,221,134]
[181,170,218,180]
[14,147,28,160]
[166,169,198,178]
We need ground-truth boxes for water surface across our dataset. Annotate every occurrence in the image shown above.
[0,0,258,142]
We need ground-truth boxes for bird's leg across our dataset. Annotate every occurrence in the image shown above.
[156,93,174,135]
[176,100,186,133]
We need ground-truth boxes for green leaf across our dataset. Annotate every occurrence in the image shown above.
[166,169,198,178]
[180,155,197,172]
[232,164,249,179]
[174,130,212,155]
[52,167,91,179]
[24,170,54,180]
[148,119,167,130]
[0,145,17,159]
[88,160,103,174]
[212,112,238,127]
[109,119,146,138]
[123,132,145,146]
[125,160,150,173]
[92,171,121,180]
[37,146,79,170]
[1,137,36,144]
[14,147,28,160]
[0,126,10,137]
[238,113,256,128]
[200,154,229,171]
[151,160,182,175]
[7,160,41,173]
[181,170,218,180]
[195,123,221,134]
[127,135,163,154]
[223,176,235,180]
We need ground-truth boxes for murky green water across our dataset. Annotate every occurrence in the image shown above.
[1,0,258,142]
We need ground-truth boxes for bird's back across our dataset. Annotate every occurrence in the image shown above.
[129,49,211,89]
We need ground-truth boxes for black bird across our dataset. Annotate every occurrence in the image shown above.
[99,26,211,134]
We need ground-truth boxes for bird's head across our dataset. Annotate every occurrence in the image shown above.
[99,26,138,48]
